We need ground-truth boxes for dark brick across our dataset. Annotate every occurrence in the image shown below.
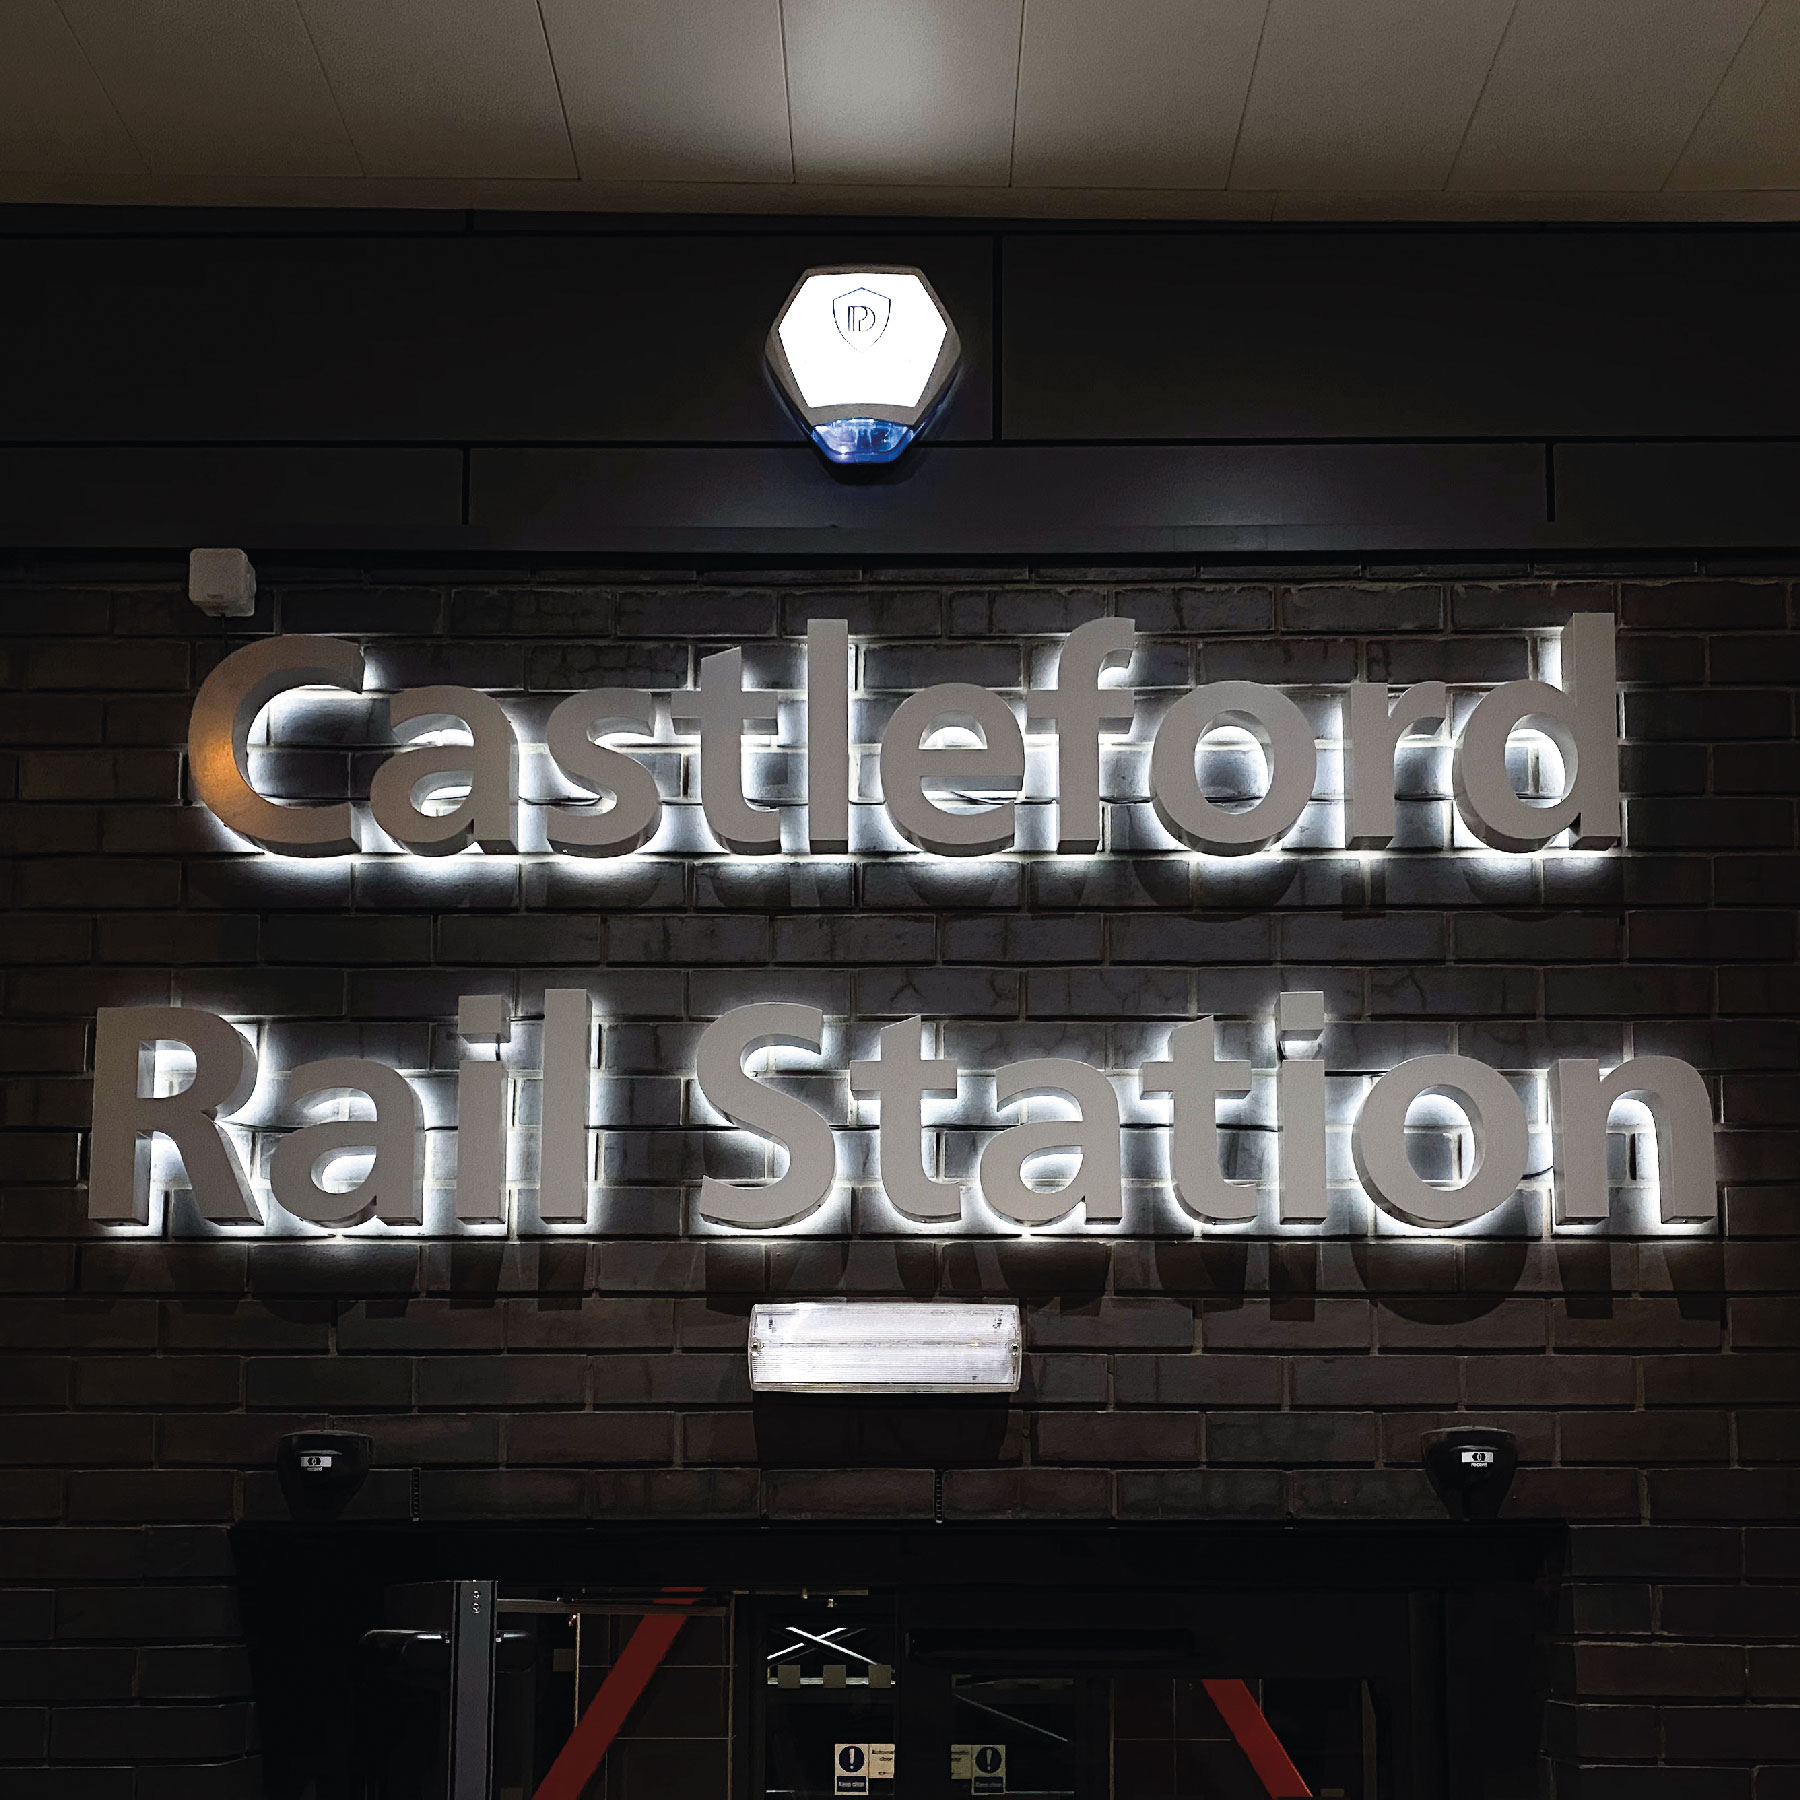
[418,1469,585,1518]
[1291,1356,1460,1407]
[136,1645,255,1700]
[1621,580,1786,628]
[1659,1585,1800,1639]
[1281,584,1442,632]
[1126,585,1272,634]
[1747,1529,1800,1580]
[280,586,442,634]
[0,1646,133,1701]
[504,1412,675,1465]
[245,1357,412,1410]
[1563,1411,1731,1463]
[1552,1300,1722,1352]
[1204,1299,1372,1352]
[1632,910,1796,962]
[1626,688,1791,741]
[1453,580,1614,627]
[1570,1526,1740,1580]
[1115,1468,1285,1519]
[1033,1412,1199,1464]
[588,1468,761,1517]
[940,1467,1111,1518]
[1455,913,1623,960]
[67,1472,236,1522]
[0,1414,152,1465]
[1649,1469,1800,1520]
[503,1298,675,1350]
[1732,1300,1800,1348]
[337,1299,504,1352]
[1573,1643,1745,1699]
[1572,1774,1748,1800]
[161,1302,329,1352]
[762,1469,934,1519]
[1466,1356,1636,1408]
[1027,1299,1194,1351]
[417,1355,587,1409]
[1630,799,1794,851]
[1289,1470,1439,1518]
[1114,1355,1284,1407]
[1208,1411,1376,1465]
[248,1245,420,1300]
[56,1586,239,1640]
[1752,1647,1800,1699]
[1663,1704,1800,1762]
[1504,1468,1640,1519]
[1202,637,1357,682]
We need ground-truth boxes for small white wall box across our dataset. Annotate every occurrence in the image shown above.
[188,548,256,618]
[766,266,961,465]
[748,1301,1021,1394]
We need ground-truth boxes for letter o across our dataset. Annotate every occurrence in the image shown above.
[1149,681,1316,854]
[1353,1054,1529,1227]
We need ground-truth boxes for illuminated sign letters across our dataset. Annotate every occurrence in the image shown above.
[88,995,1717,1236]
[87,612,1706,1244]
[187,615,1621,861]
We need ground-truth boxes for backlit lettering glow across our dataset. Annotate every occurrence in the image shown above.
[87,995,1716,1239]
[188,617,1621,863]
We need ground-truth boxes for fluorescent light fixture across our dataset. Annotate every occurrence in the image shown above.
[766,267,961,465]
[748,1301,1020,1394]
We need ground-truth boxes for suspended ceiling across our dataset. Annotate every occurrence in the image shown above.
[3,0,1799,221]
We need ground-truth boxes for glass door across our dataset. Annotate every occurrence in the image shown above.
[758,1597,900,1800]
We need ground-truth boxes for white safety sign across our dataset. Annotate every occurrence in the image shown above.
[867,1744,896,1780]
[963,1744,1003,1793]
[835,1744,869,1795]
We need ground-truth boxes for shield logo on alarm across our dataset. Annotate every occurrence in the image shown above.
[832,287,891,349]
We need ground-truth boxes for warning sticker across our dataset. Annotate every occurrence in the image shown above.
[867,1744,896,1781]
[835,1744,869,1796]
[971,1744,1006,1794]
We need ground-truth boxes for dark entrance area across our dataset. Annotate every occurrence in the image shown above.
[234,1522,1557,1800]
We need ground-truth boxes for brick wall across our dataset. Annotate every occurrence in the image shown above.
[1,558,1796,1798]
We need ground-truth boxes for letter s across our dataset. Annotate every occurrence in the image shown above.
[695,1003,835,1228]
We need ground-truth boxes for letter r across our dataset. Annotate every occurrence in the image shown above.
[89,1007,260,1224]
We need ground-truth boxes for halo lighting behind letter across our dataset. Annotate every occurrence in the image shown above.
[1150,680,1317,855]
[767,266,961,465]
[1354,1055,1530,1228]
[188,636,364,854]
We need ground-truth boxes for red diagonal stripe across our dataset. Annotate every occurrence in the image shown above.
[533,1588,703,1800]
[1202,1678,1312,1799]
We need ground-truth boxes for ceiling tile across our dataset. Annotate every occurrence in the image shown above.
[539,0,791,182]
[1013,0,1267,189]
[0,1,142,175]
[1449,0,1764,191]
[785,0,1024,187]
[57,0,358,176]
[1670,0,1800,191]
[1232,0,1512,191]
[297,0,576,180]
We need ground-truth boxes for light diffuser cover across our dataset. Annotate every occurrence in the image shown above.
[748,1300,1020,1393]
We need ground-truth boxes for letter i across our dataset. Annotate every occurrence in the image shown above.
[539,989,594,1223]
[1276,990,1329,1222]
[455,995,510,1223]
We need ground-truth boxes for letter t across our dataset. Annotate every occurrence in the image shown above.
[672,647,782,854]
[1141,1018,1259,1222]
[850,1017,964,1221]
